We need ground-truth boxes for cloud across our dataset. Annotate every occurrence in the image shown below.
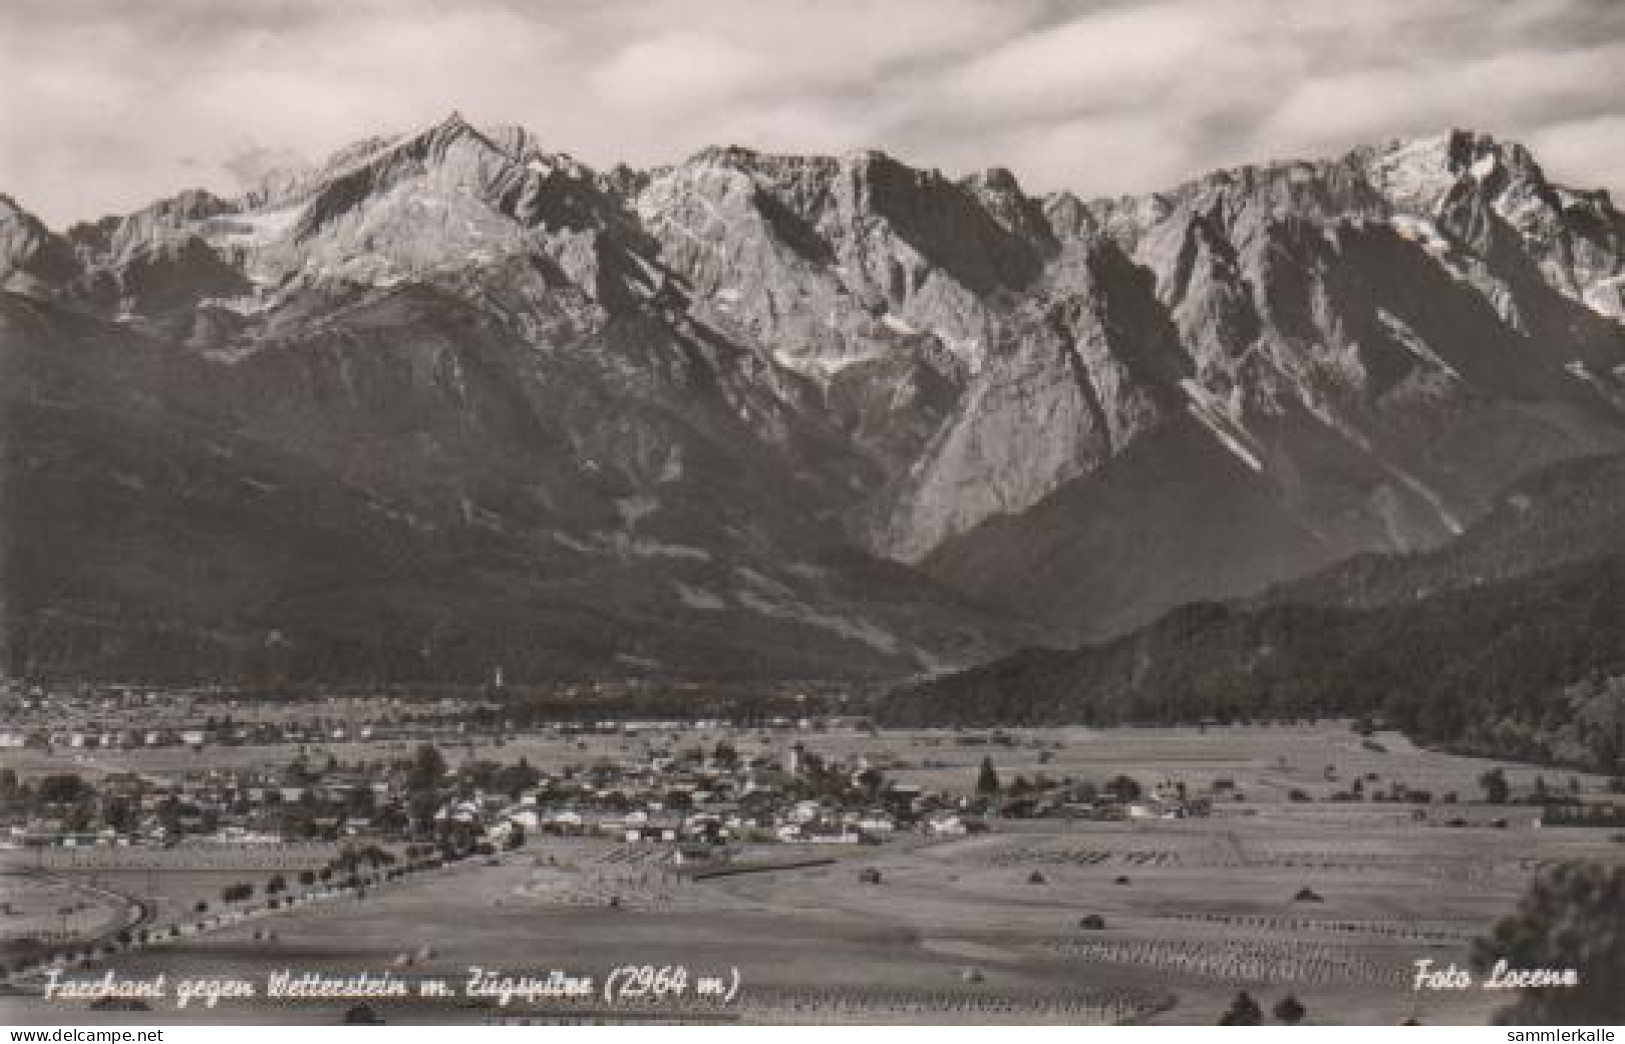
[1526,115,1625,203]
[1258,44,1625,150]
[0,0,571,223]
[989,116,1200,202]
[591,33,776,115]
[0,0,1621,226]
[936,5,1218,123]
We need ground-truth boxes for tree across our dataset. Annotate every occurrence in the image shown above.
[408,744,446,792]
[343,1004,384,1025]
[1106,774,1142,803]
[103,796,135,834]
[282,756,312,786]
[975,757,1000,796]
[1479,768,1510,804]
[1472,861,1625,1023]
[408,790,440,834]
[1272,995,1306,1025]
[1219,991,1262,1025]
[37,774,88,804]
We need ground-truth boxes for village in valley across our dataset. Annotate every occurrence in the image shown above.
[5,673,1625,1025]
[0,678,1222,858]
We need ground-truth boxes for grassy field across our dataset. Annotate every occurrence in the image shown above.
[6,725,1624,1026]
[0,874,131,952]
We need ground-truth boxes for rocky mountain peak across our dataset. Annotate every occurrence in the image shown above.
[6,123,1625,673]
[965,166,1021,194]
[0,194,77,290]
[0,193,32,222]
[1360,128,1539,208]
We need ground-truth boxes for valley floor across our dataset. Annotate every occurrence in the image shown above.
[5,725,1622,1026]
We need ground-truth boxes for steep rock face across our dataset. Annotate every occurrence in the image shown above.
[862,240,1185,561]
[62,190,252,325]
[923,413,1340,640]
[636,146,1051,381]
[4,120,1625,677]
[0,195,78,293]
[1356,131,1625,319]
[243,115,641,301]
[918,131,1625,637]
[630,145,1055,489]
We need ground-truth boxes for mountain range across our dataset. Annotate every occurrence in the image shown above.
[3,117,1624,685]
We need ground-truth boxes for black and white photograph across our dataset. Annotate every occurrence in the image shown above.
[2,0,1624,1031]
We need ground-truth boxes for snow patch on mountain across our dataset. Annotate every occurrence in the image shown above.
[735,590,900,655]
[674,582,728,610]
[1180,379,1262,472]
[1359,134,1455,212]
[1377,308,1461,381]
[1389,215,1450,257]
[881,313,920,335]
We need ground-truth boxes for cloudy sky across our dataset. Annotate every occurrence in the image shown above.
[3,0,1623,226]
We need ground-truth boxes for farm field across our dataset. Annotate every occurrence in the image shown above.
[0,874,133,953]
[5,725,1623,1026]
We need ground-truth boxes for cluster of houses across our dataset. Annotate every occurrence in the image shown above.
[3,744,1214,856]
[2,731,957,851]
[2,763,391,848]
[3,680,1218,855]
[432,741,933,848]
